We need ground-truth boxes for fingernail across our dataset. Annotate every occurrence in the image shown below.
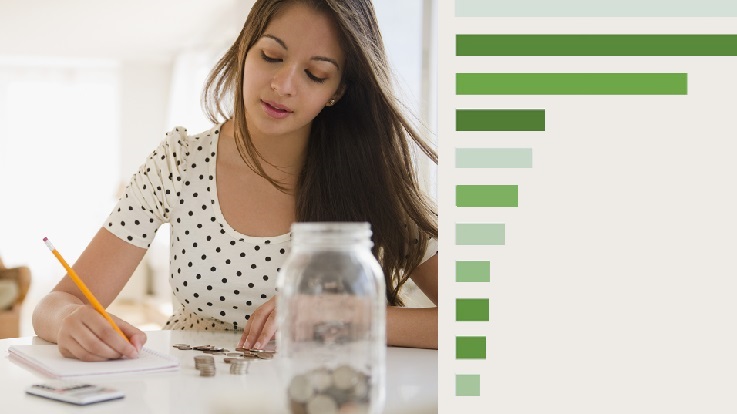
[253,342,261,349]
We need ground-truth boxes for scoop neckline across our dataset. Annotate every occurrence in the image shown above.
[208,122,291,244]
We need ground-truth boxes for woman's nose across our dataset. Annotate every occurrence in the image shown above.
[270,66,297,97]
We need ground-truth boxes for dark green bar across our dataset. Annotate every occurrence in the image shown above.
[457,185,518,207]
[457,109,545,131]
[457,299,490,321]
[457,35,737,56]
[456,261,490,283]
[457,336,487,359]
[457,73,687,95]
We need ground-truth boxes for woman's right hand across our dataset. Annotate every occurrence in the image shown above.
[56,304,147,362]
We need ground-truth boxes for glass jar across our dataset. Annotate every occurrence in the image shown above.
[276,222,386,414]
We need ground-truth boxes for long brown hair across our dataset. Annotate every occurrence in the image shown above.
[202,0,437,306]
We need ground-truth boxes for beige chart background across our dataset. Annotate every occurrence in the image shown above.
[438,16,737,413]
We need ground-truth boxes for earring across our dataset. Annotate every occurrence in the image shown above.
[326,98,336,107]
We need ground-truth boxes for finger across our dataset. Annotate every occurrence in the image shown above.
[113,315,148,355]
[241,298,276,348]
[253,311,277,349]
[80,312,138,359]
[59,308,125,360]
[58,333,110,362]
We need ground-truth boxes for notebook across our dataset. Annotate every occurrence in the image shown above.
[8,345,180,379]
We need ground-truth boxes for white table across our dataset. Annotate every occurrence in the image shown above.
[0,330,437,413]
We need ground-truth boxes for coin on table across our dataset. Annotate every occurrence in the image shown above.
[229,359,250,375]
[173,344,192,350]
[194,355,215,369]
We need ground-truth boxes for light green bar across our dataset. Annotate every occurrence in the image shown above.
[456,0,737,17]
[456,224,505,245]
[456,261,490,283]
[456,148,532,168]
[456,375,481,396]
[457,73,687,95]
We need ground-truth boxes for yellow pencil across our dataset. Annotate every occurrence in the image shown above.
[43,237,130,343]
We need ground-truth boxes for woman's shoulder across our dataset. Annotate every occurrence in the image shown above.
[162,123,222,149]
[149,123,223,167]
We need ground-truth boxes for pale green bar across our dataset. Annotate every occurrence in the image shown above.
[456,374,481,396]
[456,224,505,245]
[456,0,737,17]
[456,148,532,168]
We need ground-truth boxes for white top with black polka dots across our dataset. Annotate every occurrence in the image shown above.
[105,124,437,332]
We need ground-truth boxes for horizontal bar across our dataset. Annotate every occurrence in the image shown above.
[456,148,532,168]
[457,73,687,95]
[456,375,481,397]
[457,298,490,321]
[457,109,545,131]
[457,336,487,359]
[457,35,737,56]
[456,261,490,283]
[455,0,737,17]
[456,223,505,245]
[457,185,518,207]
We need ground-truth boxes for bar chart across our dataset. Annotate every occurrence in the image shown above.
[439,4,737,413]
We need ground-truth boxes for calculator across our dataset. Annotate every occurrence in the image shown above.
[25,381,125,405]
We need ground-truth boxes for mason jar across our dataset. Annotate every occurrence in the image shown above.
[276,222,386,414]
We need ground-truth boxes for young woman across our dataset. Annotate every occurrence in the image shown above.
[32,0,438,362]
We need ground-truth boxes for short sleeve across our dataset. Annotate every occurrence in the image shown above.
[104,126,190,248]
[420,237,438,265]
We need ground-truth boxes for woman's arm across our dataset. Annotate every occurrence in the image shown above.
[32,228,148,361]
[240,254,439,350]
[387,254,438,349]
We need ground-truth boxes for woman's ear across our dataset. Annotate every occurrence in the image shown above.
[327,83,347,106]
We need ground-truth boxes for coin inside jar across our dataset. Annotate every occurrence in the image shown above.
[308,368,333,392]
[332,365,360,390]
[306,394,338,414]
[288,374,314,403]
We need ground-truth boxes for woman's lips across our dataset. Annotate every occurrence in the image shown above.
[261,100,292,119]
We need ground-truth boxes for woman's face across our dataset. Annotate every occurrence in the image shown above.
[242,2,345,141]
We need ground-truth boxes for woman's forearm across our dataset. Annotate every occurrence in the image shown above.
[32,291,84,344]
[386,306,438,349]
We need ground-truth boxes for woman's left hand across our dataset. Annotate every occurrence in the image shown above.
[238,296,277,349]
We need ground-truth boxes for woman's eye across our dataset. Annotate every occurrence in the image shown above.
[260,51,280,62]
[305,70,327,84]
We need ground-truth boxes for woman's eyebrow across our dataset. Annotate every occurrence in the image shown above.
[263,34,288,50]
[262,34,340,70]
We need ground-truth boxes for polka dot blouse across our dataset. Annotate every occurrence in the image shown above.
[105,124,437,332]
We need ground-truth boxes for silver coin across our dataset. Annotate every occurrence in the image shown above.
[288,374,314,403]
[332,365,359,390]
[308,368,333,392]
[306,394,338,414]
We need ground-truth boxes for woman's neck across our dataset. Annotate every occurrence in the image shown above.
[221,118,308,177]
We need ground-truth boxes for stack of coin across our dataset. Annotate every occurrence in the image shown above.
[287,365,370,414]
[172,343,192,350]
[194,354,216,377]
[229,359,250,375]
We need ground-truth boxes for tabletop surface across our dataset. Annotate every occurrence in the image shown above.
[0,330,437,413]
